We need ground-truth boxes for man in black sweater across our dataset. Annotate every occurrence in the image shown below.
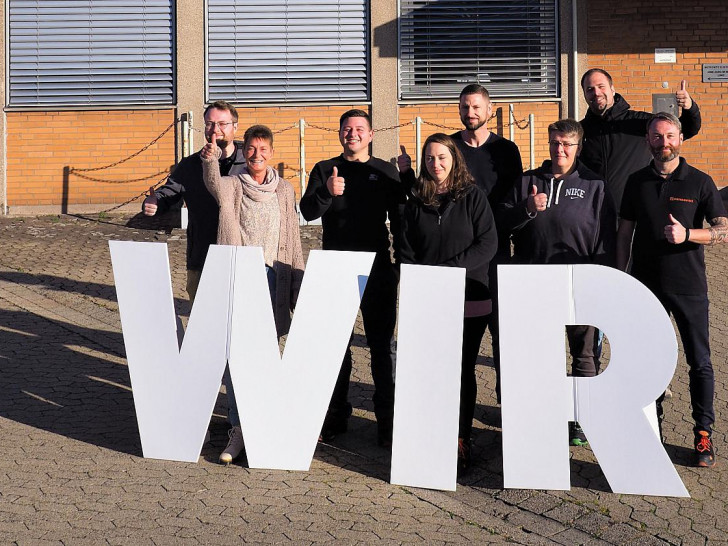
[300,109,405,447]
[398,84,523,403]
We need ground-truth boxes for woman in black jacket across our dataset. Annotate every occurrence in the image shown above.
[400,133,498,474]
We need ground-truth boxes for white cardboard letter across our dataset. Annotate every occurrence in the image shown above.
[499,264,688,497]
[390,264,465,491]
[109,241,233,462]
[228,248,374,471]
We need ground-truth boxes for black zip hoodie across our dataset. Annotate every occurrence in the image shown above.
[400,185,497,302]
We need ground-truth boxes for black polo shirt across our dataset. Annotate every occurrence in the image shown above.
[620,157,726,295]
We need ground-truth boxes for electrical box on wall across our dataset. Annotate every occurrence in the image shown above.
[652,94,678,116]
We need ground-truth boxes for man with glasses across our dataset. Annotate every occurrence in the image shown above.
[143,100,245,300]
[498,118,615,447]
[143,100,247,463]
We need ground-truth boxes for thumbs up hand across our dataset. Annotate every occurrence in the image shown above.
[526,184,548,214]
[675,80,693,111]
[397,145,413,173]
[201,131,221,161]
[327,166,346,196]
[664,213,688,244]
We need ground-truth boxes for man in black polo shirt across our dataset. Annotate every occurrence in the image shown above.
[398,84,523,403]
[617,112,727,468]
[300,109,405,447]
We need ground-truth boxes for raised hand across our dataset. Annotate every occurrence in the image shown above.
[527,184,548,214]
[326,166,346,196]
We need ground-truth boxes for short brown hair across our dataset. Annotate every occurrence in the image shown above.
[580,68,613,90]
[647,112,682,134]
[243,124,274,147]
[547,118,584,145]
[459,84,490,101]
[339,109,371,130]
[204,100,239,123]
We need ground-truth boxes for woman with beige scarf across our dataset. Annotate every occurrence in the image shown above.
[201,124,305,466]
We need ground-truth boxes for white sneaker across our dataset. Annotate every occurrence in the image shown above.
[219,426,244,464]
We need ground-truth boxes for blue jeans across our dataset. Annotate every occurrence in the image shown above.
[223,265,277,427]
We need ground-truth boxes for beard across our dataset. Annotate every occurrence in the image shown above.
[651,144,680,162]
[461,117,487,131]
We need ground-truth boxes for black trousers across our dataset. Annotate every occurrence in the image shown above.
[460,314,490,441]
[653,291,714,436]
[326,258,398,427]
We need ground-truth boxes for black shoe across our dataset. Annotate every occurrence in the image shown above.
[377,421,393,447]
[695,430,717,468]
[319,404,352,443]
[569,422,588,446]
[319,419,348,443]
[457,437,471,475]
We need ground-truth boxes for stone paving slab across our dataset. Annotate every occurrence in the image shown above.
[0,212,726,545]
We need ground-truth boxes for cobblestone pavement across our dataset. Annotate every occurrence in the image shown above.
[0,211,726,545]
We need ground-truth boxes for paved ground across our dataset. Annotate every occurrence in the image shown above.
[0,210,726,545]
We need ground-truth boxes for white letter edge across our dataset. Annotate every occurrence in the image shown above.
[390,264,465,491]
[499,264,688,497]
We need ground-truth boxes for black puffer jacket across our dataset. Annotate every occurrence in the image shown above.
[580,93,701,211]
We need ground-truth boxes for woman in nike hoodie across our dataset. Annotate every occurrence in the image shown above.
[498,118,616,447]
[400,133,498,474]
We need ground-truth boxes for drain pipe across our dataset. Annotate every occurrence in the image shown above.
[572,0,579,119]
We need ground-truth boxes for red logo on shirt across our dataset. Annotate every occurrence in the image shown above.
[669,197,696,204]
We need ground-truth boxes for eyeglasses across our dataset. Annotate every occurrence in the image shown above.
[204,121,235,130]
[548,141,579,149]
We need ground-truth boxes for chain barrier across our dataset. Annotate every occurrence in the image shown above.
[69,119,178,173]
[71,113,532,218]
[71,168,170,185]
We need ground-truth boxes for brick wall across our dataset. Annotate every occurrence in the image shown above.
[6,110,177,209]
[398,102,561,173]
[585,0,728,187]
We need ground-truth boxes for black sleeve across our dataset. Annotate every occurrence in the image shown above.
[701,174,727,221]
[399,204,417,266]
[152,168,186,215]
[497,174,536,234]
[619,174,639,221]
[299,161,333,221]
[399,168,417,197]
[680,101,702,141]
[593,184,618,267]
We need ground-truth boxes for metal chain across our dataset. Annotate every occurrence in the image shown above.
[70,169,170,185]
[70,119,178,173]
[303,122,338,133]
[94,176,169,214]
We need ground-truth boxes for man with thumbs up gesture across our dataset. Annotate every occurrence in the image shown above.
[617,112,727,468]
[300,109,406,447]
[580,69,702,212]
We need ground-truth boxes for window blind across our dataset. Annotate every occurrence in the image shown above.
[399,0,558,100]
[8,0,174,107]
[207,0,369,103]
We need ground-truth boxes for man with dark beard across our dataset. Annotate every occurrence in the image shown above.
[617,112,727,468]
[580,69,701,212]
[398,84,522,403]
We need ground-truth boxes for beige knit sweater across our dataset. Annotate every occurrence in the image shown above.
[202,156,305,336]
